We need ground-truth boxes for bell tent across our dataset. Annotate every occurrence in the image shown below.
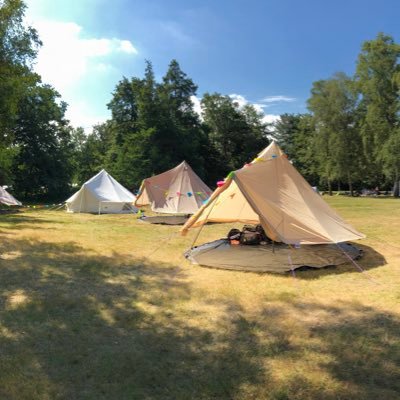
[135,161,211,224]
[0,187,22,206]
[182,142,365,273]
[66,170,137,214]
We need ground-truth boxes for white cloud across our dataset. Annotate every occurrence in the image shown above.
[260,95,296,103]
[229,94,268,114]
[229,94,247,107]
[31,19,138,93]
[190,95,202,118]
[262,114,281,124]
[23,10,139,129]
[117,40,138,54]
[66,101,109,133]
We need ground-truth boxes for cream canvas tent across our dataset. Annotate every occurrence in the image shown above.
[0,186,22,206]
[66,170,137,214]
[135,161,212,215]
[182,142,365,273]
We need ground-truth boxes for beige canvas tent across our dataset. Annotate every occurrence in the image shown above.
[182,141,364,245]
[0,186,22,206]
[135,161,212,215]
[182,142,364,273]
[66,170,137,214]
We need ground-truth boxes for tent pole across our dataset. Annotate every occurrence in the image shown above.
[189,195,218,248]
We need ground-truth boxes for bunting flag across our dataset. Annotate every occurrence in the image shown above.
[143,182,210,198]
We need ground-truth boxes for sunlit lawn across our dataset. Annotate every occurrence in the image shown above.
[0,196,399,399]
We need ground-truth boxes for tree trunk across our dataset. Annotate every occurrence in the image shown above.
[348,172,353,197]
[328,179,332,196]
[393,170,400,197]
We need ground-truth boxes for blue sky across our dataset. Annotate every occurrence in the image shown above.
[25,0,400,129]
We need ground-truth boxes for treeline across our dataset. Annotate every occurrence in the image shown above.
[72,61,268,191]
[274,33,400,196]
[1,0,400,200]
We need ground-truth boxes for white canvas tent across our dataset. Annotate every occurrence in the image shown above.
[66,170,137,214]
[182,142,365,245]
[0,187,22,206]
[135,161,212,215]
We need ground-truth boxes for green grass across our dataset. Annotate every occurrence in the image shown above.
[0,197,399,399]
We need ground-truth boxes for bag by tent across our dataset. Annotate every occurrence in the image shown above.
[0,187,22,206]
[181,142,365,272]
[135,161,211,215]
[66,170,137,214]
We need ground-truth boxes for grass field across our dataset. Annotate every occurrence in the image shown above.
[0,197,399,399]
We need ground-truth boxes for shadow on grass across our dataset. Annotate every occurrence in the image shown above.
[0,212,68,231]
[0,237,268,400]
[0,218,397,399]
[261,299,400,399]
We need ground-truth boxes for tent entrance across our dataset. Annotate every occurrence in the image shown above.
[184,239,362,274]
[98,201,136,214]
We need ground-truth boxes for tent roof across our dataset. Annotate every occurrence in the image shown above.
[0,187,22,206]
[181,142,365,245]
[135,161,212,214]
[66,169,136,204]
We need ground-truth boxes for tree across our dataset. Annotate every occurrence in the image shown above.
[71,123,114,185]
[201,93,268,175]
[308,73,362,195]
[272,113,319,185]
[104,59,209,188]
[12,84,74,200]
[155,59,205,175]
[272,113,303,159]
[0,0,41,183]
[355,33,400,195]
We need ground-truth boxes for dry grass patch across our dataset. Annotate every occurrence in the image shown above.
[0,197,399,399]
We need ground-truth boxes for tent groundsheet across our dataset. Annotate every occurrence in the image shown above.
[139,215,190,225]
[184,239,362,273]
